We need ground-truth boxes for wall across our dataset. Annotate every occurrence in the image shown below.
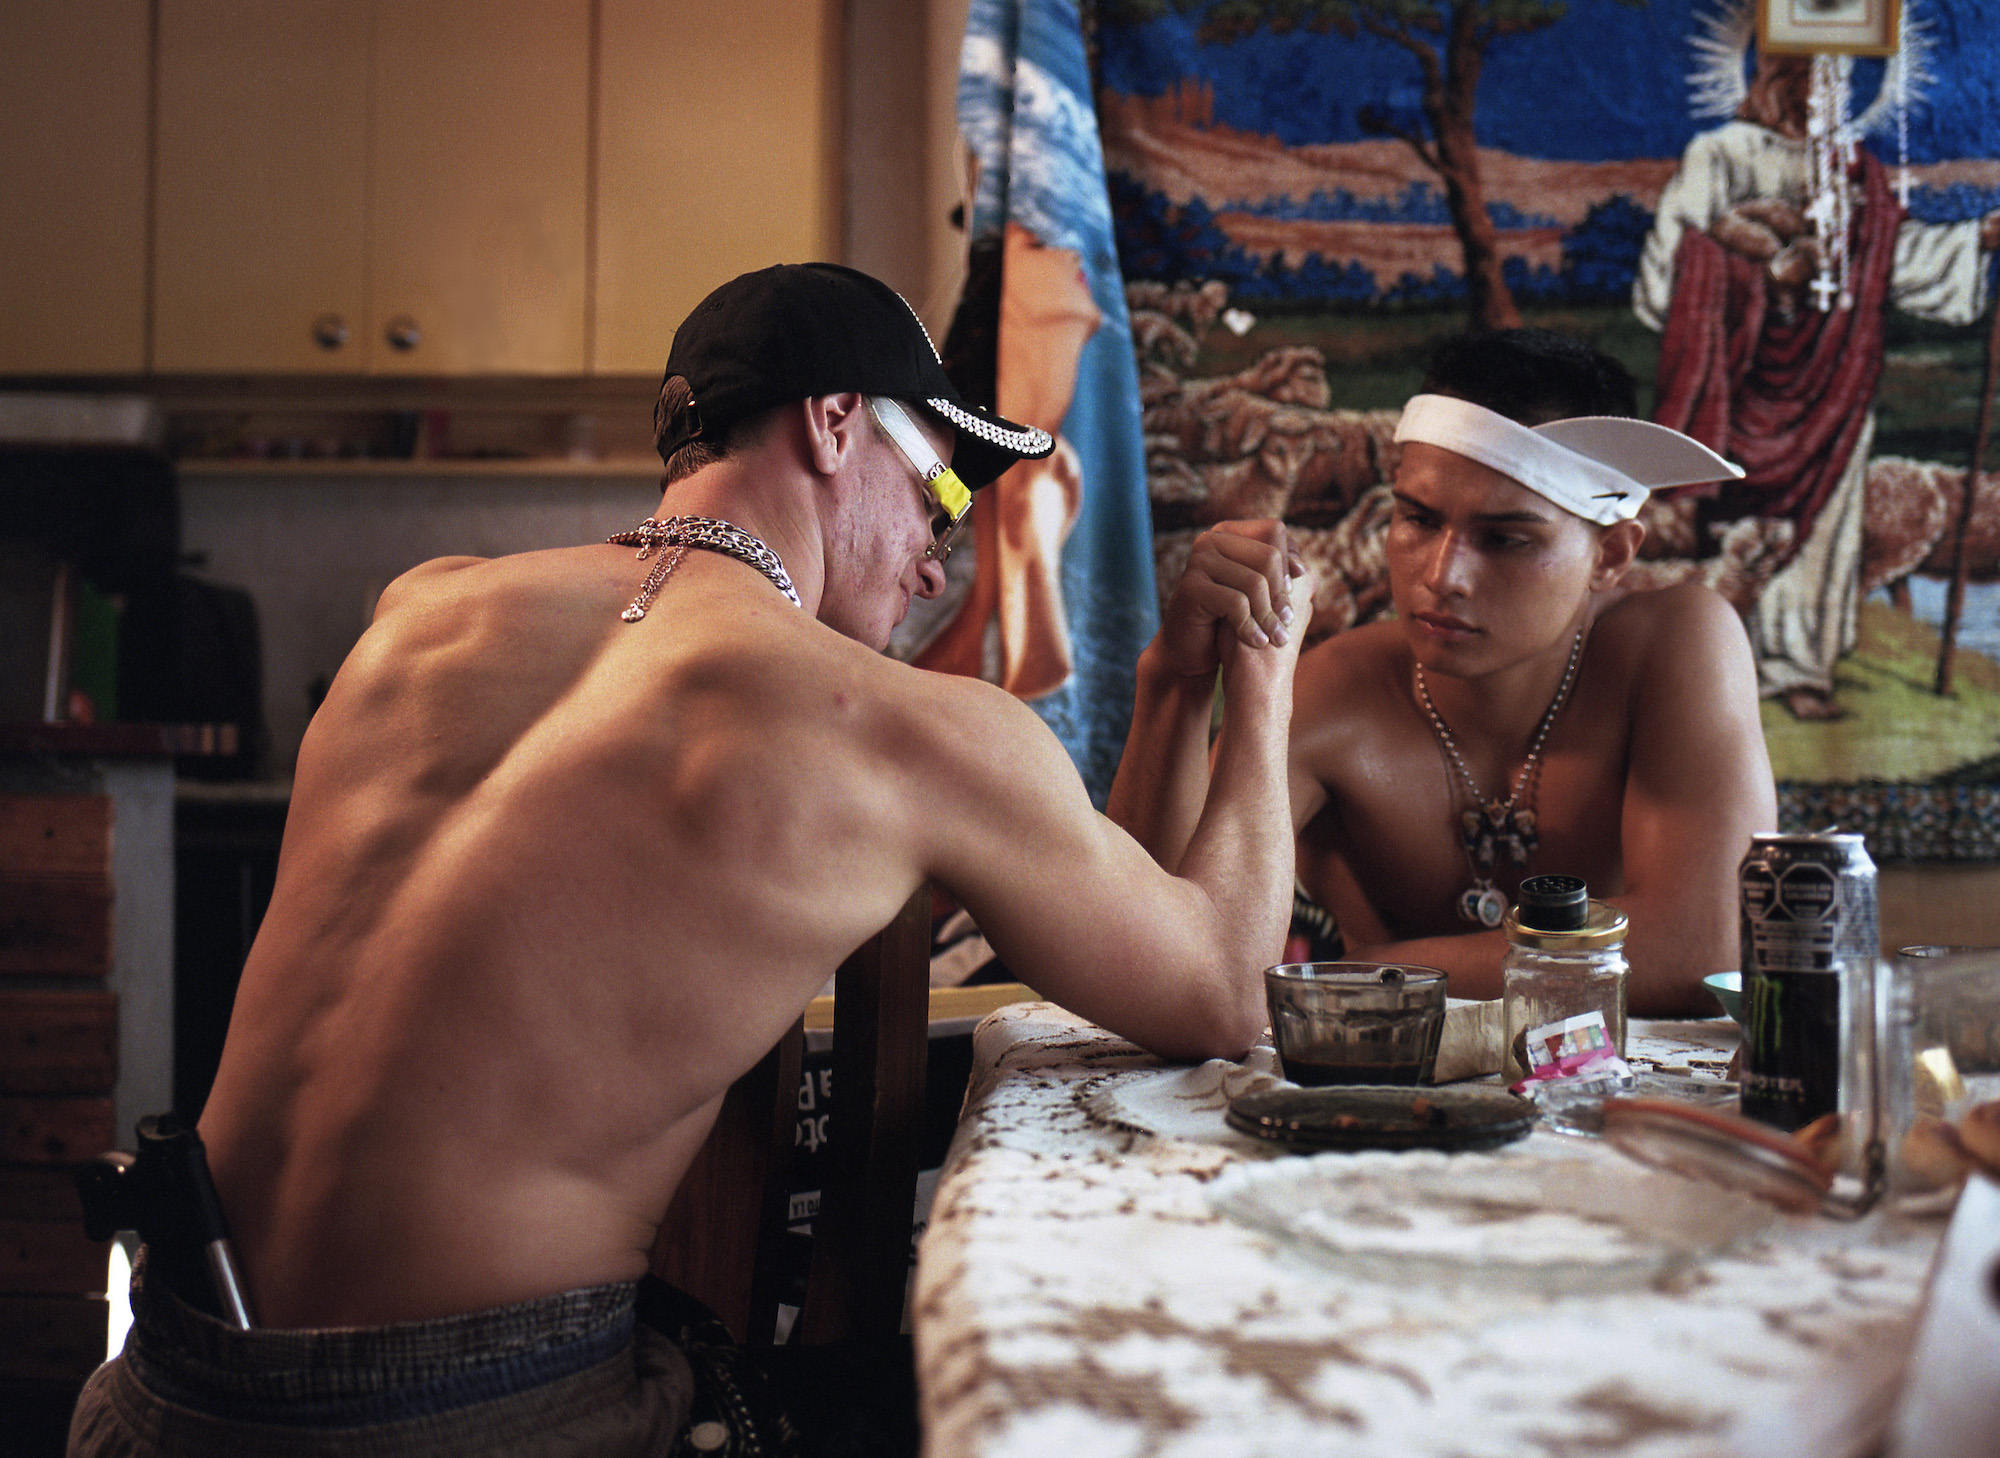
[180,470,663,772]
[1880,865,2000,954]
[844,0,972,335]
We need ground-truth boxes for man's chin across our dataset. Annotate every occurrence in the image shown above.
[1404,620,1483,671]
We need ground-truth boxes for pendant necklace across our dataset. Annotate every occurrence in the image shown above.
[607,515,802,622]
[1415,626,1585,929]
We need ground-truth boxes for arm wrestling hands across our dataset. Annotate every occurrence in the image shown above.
[1107,521,1308,872]
[921,530,1313,1062]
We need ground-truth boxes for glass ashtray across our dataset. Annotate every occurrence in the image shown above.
[1599,1098,1833,1215]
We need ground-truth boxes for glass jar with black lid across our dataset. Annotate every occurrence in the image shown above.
[1501,874,1630,1086]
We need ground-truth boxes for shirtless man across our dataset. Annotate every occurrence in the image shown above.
[71,264,1309,1457]
[1110,329,1774,1017]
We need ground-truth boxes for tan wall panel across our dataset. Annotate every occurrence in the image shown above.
[372,0,591,375]
[0,880,113,980]
[593,0,839,373]
[0,1168,87,1224]
[0,1,150,374]
[1879,864,2000,955]
[153,0,371,372]
[0,1218,110,1297]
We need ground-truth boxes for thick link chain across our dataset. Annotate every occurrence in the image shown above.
[608,516,802,622]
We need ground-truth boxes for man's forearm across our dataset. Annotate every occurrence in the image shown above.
[1347,931,1508,1001]
[1357,912,1724,1016]
[1606,891,1734,1017]
[1175,649,1299,985]
[1107,642,1217,871]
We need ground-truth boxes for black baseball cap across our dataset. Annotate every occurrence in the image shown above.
[658,262,1055,488]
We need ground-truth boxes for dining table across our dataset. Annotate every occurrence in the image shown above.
[909,1002,1958,1458]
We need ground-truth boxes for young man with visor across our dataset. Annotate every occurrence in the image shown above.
[72,263,1312,1456]
[1111,329,1776,1016]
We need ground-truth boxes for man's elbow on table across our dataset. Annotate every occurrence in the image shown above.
[1128,968,1271,1065]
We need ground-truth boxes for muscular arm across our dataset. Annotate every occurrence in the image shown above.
[946,576,1313,1061]
[1609,587,1775,1015]
[1106,641,1215,873]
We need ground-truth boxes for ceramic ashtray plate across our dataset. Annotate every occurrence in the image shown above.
[1224,1084,1539,1153]
[1211,1148,1778,1295]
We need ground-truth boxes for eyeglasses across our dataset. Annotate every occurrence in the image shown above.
[868,397,971,562]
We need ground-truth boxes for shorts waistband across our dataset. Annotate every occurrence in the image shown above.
[126,1249,639,1427]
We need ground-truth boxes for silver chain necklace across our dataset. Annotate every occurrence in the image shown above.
[607,515,802,622]
[1414,626,1585,928]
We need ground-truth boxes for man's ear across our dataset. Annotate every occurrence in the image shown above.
[801,393,868,477]
[1591,518,1646,590]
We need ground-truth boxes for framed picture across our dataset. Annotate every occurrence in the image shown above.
[1758,0,1901,56]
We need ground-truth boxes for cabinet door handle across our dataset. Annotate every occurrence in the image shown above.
[311,313,349,350]
[385,316,422,352]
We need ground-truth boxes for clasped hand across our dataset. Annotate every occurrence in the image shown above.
[1159,520,1314,678]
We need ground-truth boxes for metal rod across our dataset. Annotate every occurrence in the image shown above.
[205,1239,256,1330]
[1935,275,2000,695]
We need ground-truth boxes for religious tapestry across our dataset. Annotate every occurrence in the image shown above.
[890,0,1156,808]
[1095,0,2000,859]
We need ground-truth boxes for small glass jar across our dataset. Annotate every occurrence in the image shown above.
[1501,875,1630,1085]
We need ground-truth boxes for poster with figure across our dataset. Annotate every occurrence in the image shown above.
[1096,0,2000,858]
[889,0,1156,809]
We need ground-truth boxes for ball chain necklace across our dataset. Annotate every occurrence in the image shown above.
[1415,626,1586,929]
[607,515,802,622]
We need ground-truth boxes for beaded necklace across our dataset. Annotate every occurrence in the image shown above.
[1414,626,1585,928]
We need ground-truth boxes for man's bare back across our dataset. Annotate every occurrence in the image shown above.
[200,546,927,1326]
[196,298,1311,1332]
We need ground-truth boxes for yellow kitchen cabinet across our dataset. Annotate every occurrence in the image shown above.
[371,0,590,375]
[153,2,371,373]
[154,0,591,375]
[0,2,150,375]
[592,0,841,374]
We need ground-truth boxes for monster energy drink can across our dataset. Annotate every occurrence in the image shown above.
[1738,832,1878,1131]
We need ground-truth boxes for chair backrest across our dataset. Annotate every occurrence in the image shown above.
[650,884,932,1345]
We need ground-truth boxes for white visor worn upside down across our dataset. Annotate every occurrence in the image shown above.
[1393,394,1744,526]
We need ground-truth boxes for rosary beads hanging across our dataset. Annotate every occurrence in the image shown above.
[1893,46,1912,208]
[1805,54,1858,314]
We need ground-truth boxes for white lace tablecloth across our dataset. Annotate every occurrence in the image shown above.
[912,1003,1947,1458]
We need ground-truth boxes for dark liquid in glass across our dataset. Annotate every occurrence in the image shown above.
[1283,1058,1425,1086]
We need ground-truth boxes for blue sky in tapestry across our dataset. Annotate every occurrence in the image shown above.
[1101,0,2000,167]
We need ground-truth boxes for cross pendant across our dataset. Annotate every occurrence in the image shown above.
[1461,802,1539,871]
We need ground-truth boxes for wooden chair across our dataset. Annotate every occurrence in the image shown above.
[650,885,933,1345]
